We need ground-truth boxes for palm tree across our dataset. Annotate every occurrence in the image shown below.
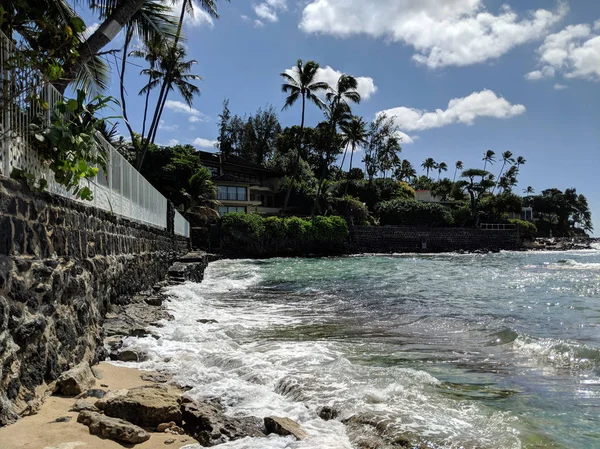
[523,186,535,195]
[482,150,496,170]
[395,159,417,182]
[341,116,368,196]
[180,167,220,220]
[421,158,436,178]
[437,162,448,180]
[493,150,515,194]
[516,156,526,171]
[329,74,360,168]
[280,59,330,214]
[453,160,463,182]
[137,45,202,169]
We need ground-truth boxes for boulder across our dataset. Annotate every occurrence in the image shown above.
[69,399,99,413]
[264,416,308,440]
[95,389,128,410]
[102,385,182,427]
[180,398,265,446]
[56,363,95,396]
[317,406,339,421]
[116,349,148,362]
[157,421,176,432]
[77,411,150,444]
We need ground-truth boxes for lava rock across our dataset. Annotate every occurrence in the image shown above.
[56,363,95,396]
[318,406,339,421]
[102,385,182,428]
[77,410,150,444]
[69,399,100,413]
[264,416,308,440]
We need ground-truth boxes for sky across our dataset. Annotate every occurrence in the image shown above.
[81,0,600,232]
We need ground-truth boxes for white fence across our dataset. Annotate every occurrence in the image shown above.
[0,31,189,237]
[480,223,517,231]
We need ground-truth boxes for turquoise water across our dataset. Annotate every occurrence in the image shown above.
[131,249,600,448]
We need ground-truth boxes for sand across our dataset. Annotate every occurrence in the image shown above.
[0,362,195,449]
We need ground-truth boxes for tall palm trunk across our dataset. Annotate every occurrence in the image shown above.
[339,143,350,170]
[453,168,457,182]
[120,28,139,153]
[57,0,147,93]
[344,143,356,197]
[282,93,305,214]
[492,161,507,194]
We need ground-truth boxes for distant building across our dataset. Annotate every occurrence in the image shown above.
[510,207,534,222]
[415,190,441,203]
[197,151,281,215]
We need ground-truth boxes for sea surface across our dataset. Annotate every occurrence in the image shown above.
[124,247,600,448]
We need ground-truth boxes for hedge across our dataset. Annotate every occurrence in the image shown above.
[509,219,538,240]
[375,199,454,227]
[220,213,349,256]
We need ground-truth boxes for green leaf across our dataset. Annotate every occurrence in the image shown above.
[66,99,78,113]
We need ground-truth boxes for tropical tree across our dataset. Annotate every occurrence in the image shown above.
[436,162,448,180]
[180,167,220,221]
[395,160,417,182]
[280,59,330,213]
[492,150,515,194]
[136,45,201,169]
[363,114,400,183]
[453,161,464,182]
[482,150,496,170]
[457,168,495,218]
[516,156,527,171]
[523,186,535,195]
[421,158,436,178]
[340,116,368,195]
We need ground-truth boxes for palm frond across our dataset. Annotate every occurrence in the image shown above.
[282,90,300,110]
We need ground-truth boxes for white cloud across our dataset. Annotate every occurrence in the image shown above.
[158,120,179,131]
[299,0,567,69]
[193,137,217,149]
[528,23,600,81]
[164,100,208,122]
[241,15,250,21]
[171,0,214,28]
[525,66,555,80]
[168,139,180,146]
[253,0,287,25]
[554,83,568,90]
[83,22,99,39]
[379,89,526,135]
[254,20,265,28]
[396,131,416,145]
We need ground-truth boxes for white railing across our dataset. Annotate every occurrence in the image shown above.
[0,31,190,236]
[480,223,517,231]
[174,210,190,238]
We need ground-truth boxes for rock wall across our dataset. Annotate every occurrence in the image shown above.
[0,177,189,425]
[350,226,521,253]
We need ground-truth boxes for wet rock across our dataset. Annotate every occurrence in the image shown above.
[77,410,150,444]
[56,363,95,396]
[180,398,265,446]
[264,416,308,440]
[69,399,99,413]
[318,405,339,421]
[116,349,148,362]
[102,385,182,428]
[196,319,218,324]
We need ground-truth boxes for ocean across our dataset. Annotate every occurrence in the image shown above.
[122,248,600,448]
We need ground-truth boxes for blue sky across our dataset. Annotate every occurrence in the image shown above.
[83,0,600,232]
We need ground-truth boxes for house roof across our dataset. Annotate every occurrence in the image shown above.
[197,150,278,174]
[212,173,251,183]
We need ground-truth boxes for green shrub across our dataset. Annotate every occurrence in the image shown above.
[376,199,454,227]
[509,219,538,240]
[264,216,285,239]
[451,205,473,227]
[332,196,369,225]
[221,213,265,242]
[311,216,349,243]
[284,216,310,241]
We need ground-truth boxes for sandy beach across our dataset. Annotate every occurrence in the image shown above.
[0,362,195,449]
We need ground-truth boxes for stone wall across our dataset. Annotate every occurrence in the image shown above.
[350,226,521,253]
[0,177,189,424]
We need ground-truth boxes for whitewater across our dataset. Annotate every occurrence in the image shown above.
[119,248,600,448]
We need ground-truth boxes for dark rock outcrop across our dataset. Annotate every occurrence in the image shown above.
[180,397,265,446]
[77,410,150,444]
[264,416,308,440]
[102,385,182,428]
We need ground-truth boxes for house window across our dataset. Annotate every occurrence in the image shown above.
[218,206,247,215]
[207,165,220,177]
[218,186,247,201]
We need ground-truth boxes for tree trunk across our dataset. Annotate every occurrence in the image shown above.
[282,93,305,215]
[57,0,147,93]
[119,28,139,154]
